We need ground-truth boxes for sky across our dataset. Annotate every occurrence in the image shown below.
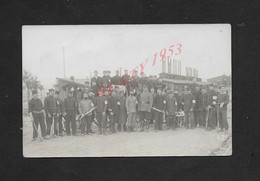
[22,24,231,89]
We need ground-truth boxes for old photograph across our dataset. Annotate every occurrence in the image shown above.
[22,24,231,157]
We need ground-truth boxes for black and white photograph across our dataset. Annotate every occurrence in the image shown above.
[22,24,232,157]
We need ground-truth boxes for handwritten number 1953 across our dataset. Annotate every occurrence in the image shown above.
[160,48,166,60]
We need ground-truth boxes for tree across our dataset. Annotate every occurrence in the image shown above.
[23,70,44,102]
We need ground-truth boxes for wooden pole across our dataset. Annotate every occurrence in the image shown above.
[63,47,66,78]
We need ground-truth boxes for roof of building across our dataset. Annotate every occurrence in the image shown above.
[161,78,210,85]
[56,77,90,86]
[207,74,231,82]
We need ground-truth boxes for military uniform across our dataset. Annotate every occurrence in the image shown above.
[29,97,46,138]
[199,92,209,127]
[118,94,127,131]
[138,90,153,131]
[78,98,94,135]
[44,95,59,136]
[63,95,78,135]
[153,94,166,130]
[108,94,118,133]
[207,89,218,130]
[91,76,101,88]
[101,75,112,88]
[96,95,108,134]
[132,75,140,89]
[217,92,229,130]
[126,94,138,131]
[181,93,196,128]
[112,74,122,85]
[165,95,178,129]
[193,89,202,127]
[55,95,63,136]
[121,74,130,94]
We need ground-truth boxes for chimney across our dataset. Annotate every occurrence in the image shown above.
[167,57,172,74]
[162,57,166,73]
[178,61,181,75]
[173,59,177,74]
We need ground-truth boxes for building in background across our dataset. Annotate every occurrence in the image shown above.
[207,74,231,87]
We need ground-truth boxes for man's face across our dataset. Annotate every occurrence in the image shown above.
[68,92,73,97]
[186,90,191,94]
[220,87,226,93]
[214,88,219,92]
[85,83,89,88]
[157,90,162,95]
[174,90,178,94]
[94,72,98,76]
[111,91,116,97]
[151,89,154,93]
[209,86,214,90]
[195,86,200,91]
[92,82,96,86]
[49,91,55,96]
[202,89,206,94]
[143,87,148,92]
[169,93,173,97]
[32,93,38,99]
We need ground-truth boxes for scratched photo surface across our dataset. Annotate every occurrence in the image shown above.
[22,25,231,157]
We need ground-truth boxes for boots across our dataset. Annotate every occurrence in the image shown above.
[118,124,121,132]
[98,127,102,135]
[123,125,127,131]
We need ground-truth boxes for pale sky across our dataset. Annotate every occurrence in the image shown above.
[22,24,231,89]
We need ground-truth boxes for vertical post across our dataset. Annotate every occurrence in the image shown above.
[178,61,181,75]
[63,47,66,78]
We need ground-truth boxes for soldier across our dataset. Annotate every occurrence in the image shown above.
[96,90,108,135]
[217,85,230,133]
[150,88,157,124]
[78,92,94,135]
[88,91,97,133]
[181,87,196,129]
[91,70,101,88]
[55,90,64,136]
[101,70,112,88]
[44,89,59,138]
[138,72,147,91]
[193,85,202,127]
[153,88,166,131]
[107,89,118,133]
[62,90,78,136]
[112,70,122,85]
[190,77,197,95]
[132,70,140,89]
[91,81,99,97]
[118,90,127,131]
[155,78,166,92]
[206,85,218,131]
[199,87,209,128]
[126,88,138,132]
[121,69,130,95]
[138,85,153,131]
[28,90,47,141]
[165,91,178,130]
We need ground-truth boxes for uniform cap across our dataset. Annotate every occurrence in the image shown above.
[32,90,38,95]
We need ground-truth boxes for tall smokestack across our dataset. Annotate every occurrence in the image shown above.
[162,57,166,73]
[174,59,177,74]
[178,61,181,75]
[167,58,172,74]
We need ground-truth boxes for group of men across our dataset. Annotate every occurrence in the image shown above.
[28,70,230,141]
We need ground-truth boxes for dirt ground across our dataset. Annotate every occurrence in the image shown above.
[23,104,232,157]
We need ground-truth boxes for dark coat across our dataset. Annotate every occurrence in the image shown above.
[153,94,166,111]
[181,93,196,111]
[166,96,177,115]
[91,76,101,87]
[199,93,209,110]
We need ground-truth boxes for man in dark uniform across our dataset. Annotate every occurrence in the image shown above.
[91,81,99,97]
[88,91,96,133]
[112,70,122,85]
[153,88,166,131]
[147,75,156,91]
[138,72,147,91]
[62,90,78,136]
[165,91,178,130]
[101,70,112,88]
[181,87,196,129]
[55,90,64,136]
[155,78,166,93]
[217,85,230,132]
[121,69,130,95]
[96,90,108,135]
[138,85,153,131]
[192,85,202,127]
[132,70,140,90]
[107,89,118,133]
[199,86,208,128]
[29,90,47,141]
[44,89,58,138]
[150,88,157,124]
[206,85,218,130]
[91,70,101,88]
[190,77,197,95]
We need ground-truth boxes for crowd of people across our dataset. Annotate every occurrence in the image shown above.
[28,69,230,141]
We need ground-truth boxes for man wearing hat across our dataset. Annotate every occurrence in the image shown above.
[55,90,64,136]
[155,78,166,93]
[126,88,138,132]
[153,88,166,131]
[112,70,122,85]
[29,90,47,141]
[199,87,209,128]
[165,90,178,130]
[78,92,95,135]
[107,89,118,133]
[91,70,101,88]
[193,85,202,127]
[138,85,153,131]
[96,90,108,135]
[217,85,230,132]
[62,90,78,136]
[132,70,140,89]
[181,87,196,129]
[101,70,112,88]
[44,89,59,137]
[206,85,218,130]
[121,69,130,95]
